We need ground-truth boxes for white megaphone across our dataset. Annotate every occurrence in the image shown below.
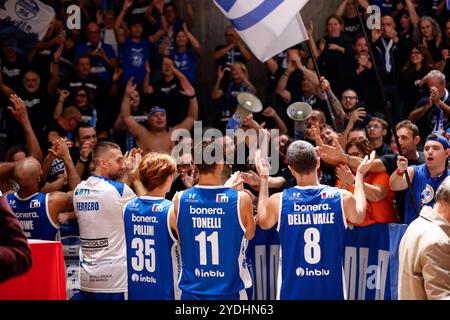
[287,102,313,140]
[231,92,263,126]
[286,102,313,121]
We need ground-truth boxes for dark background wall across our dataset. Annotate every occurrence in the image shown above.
[172,0,343,123]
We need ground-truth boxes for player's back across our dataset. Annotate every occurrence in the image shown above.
[124,196,181,300]
[278,185,347,300]
[177,186,251,299]
[7,192,59,241]
[73,176,136,293]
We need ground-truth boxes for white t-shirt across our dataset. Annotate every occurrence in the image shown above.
[73,176,136,293]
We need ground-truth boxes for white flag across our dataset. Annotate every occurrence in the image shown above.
[0,0,55,54]
[213,0,309,62]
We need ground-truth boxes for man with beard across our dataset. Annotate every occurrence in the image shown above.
[390,134,450,224]
[72,142,137,300]
[0,69,59,149]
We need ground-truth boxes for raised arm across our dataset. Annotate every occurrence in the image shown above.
[121,78,148,140]
[173,67,198,131]
[53,138,80,191]
[183,24,201,54]
[405,0,419,27]
[344,151,376,224]
[53,90,69,120]
[276,59,295,104]
[47,37,63,96]
[8,94,43,162]
[255,150,280,229]
[336,0,348,17]
[261,107,288,135]
[183,0,194,28]
[143,62,154,95]
[239,190,256,240]
[212,66,225,100]
[114,0,133,45]
[389,155,414,191]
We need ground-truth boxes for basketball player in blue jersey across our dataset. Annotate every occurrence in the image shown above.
[170,140,256,300]
[73,142,138,300]
[7,138,79,241]
[124,153,181,300]
[255,141,375,300]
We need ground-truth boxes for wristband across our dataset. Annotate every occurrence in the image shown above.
[396,168,404,176]
[79,157,88,164]
[188,95,196,99]
[284,71,291,77]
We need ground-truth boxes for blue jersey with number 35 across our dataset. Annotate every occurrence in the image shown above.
[278,185,347,300]
[177,186,252,297]
[124,196,180,300]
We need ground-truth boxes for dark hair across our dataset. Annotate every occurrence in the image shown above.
[286,141,318,175]
[396,120,420,138]
[192,140,224,175]
[370,117,388,129]
[75,124,96,140]
[346,137,372,157]
[402,44,433,76]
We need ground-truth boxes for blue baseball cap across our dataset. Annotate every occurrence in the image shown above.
[425,134,450,150]
[147,106,166,116]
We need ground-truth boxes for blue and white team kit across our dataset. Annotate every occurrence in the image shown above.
[73,176,136,298]
[278,185,348,300]
[7,192,59,241]
[123,196,181,300]
[177,186,252,300]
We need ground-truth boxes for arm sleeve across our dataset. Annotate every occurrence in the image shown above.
[0,196,32,283]
[422,240,450,300]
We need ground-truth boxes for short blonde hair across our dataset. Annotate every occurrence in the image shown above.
[139,153,176,191]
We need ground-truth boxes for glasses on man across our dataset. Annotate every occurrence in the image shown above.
[342,96,357,101]
[367,124,382,130]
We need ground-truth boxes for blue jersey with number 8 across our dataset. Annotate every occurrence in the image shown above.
[278,185,347,300]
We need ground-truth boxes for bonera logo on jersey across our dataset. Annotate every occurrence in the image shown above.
[296,267,330,277]
[30,199,41,208]
[293,203,330,212]
[152,204,163,212]
[194,268,225,278]
[215,0,283,31]
[216,193,229,203]
[131,273,157,284]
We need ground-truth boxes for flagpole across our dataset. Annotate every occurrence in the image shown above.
[352,0,419,218]
[303,39,337,131]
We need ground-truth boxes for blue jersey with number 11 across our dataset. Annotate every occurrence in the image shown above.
[278,185,347,300]
[177,186,252,298]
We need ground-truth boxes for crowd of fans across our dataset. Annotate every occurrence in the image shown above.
[1,0,450,290]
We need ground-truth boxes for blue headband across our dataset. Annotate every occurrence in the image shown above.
[426,134,450,150]
[147,106,166,116]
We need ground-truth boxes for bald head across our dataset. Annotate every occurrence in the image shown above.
[14,157,42,187]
